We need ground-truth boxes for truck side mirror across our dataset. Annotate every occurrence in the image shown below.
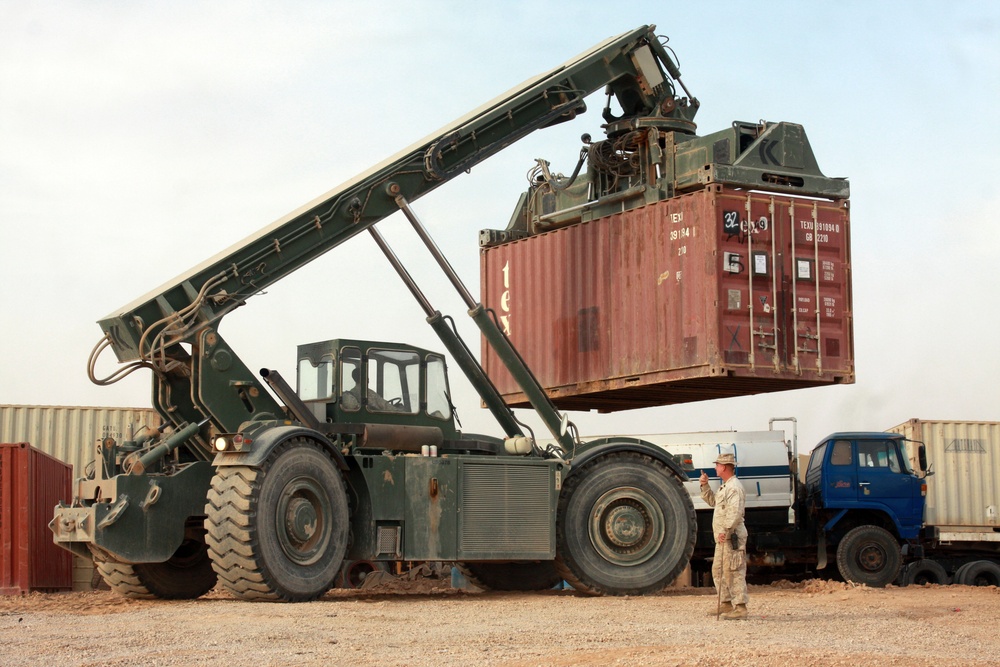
[917,444,927,472]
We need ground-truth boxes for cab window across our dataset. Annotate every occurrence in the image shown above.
[425,355,452,421]
[367,349,419,414]
[339,347,362,412]
[830,440,853,466]
[298,355,334,401]
[858,439,902,473]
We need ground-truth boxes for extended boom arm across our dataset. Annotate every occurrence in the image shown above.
[91,25,693,449]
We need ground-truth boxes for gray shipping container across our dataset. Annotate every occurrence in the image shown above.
[888,419,1000,540]
[0,404,161,590]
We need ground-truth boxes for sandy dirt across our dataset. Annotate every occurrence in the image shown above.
[2,576,998,667]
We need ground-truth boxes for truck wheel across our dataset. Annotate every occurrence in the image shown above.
[954,560,1000,586]
[835,525,901,587]
[457,561,564,591]
[205,438,350,601]
[554,452,696,596]
[91,535,217,600]
[901,559,950,586]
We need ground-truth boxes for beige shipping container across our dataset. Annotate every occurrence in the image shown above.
[0,404,161,590]
[888,419,1000,539]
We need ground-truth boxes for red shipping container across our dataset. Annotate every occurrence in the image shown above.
[480,185,853,411]
[0,443,73,594]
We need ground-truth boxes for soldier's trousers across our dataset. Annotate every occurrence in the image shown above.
[711,540,748,606]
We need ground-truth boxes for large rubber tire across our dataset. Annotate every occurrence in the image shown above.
[554,452,696,596]
[835,525,901,587]
[900,559,950,586]
[954,559,1000,586]
[91,535,217,600]
[205,439,350,601]
[458,561,564,591]
[952,561,973,585]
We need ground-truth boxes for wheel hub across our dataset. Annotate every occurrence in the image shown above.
[857,544,886,572]
[604,504,645,548]
[285,497,318,545]
[589,487,664,566]
[275,477,331,566]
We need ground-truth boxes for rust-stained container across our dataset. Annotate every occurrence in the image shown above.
[481,185,853,411]
[0,405,161,590]
[0,442,73,594]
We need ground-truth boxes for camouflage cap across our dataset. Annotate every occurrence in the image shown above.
[714,453,738,467]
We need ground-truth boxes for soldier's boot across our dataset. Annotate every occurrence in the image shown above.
[722,604,748,621]
[711,601,733,616]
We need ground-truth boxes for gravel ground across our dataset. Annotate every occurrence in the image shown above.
[2,578,998,667]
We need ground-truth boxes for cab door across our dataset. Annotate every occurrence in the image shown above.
[855,438,922,530]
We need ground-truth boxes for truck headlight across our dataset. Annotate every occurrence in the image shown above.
[214,436,229,452]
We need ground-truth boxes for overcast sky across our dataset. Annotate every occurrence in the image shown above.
[2,1,998,452]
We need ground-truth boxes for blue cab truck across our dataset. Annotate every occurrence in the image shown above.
[675,421,927,587]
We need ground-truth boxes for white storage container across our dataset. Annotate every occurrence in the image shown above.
[888,419,1000,539]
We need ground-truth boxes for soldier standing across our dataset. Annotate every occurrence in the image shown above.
[699,452,748,620]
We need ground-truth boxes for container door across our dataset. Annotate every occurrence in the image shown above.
[781,197,852,378]
[719,193,781,370]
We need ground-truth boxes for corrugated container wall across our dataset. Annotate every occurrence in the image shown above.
[0,405,161,482]
[0,405,161,590]
[889,419,1000,530]
[481,185,854,411]
[0,443,73,594]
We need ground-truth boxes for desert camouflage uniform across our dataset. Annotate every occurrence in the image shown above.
[701,476,748,607]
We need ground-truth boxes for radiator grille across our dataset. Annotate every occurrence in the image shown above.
[459,462,553,556]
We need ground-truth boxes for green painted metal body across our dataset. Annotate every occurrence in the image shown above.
[344,453,562,562]
[51,461,215,562]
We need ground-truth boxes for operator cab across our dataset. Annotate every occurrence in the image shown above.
[296,339,457,436]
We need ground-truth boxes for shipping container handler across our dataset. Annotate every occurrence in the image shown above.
[52,26,711,602]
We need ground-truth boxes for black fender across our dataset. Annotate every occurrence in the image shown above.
[212,424,350,471]
[569,437,688,482]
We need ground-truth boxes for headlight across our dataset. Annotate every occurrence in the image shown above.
[214,436,229,452]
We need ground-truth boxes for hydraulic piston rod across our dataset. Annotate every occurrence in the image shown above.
[390,186,575,451]
[367,224,524,439]
[129,419,209,475]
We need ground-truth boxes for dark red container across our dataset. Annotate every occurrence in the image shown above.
[480,185,853,411]
[0,443,73,594]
